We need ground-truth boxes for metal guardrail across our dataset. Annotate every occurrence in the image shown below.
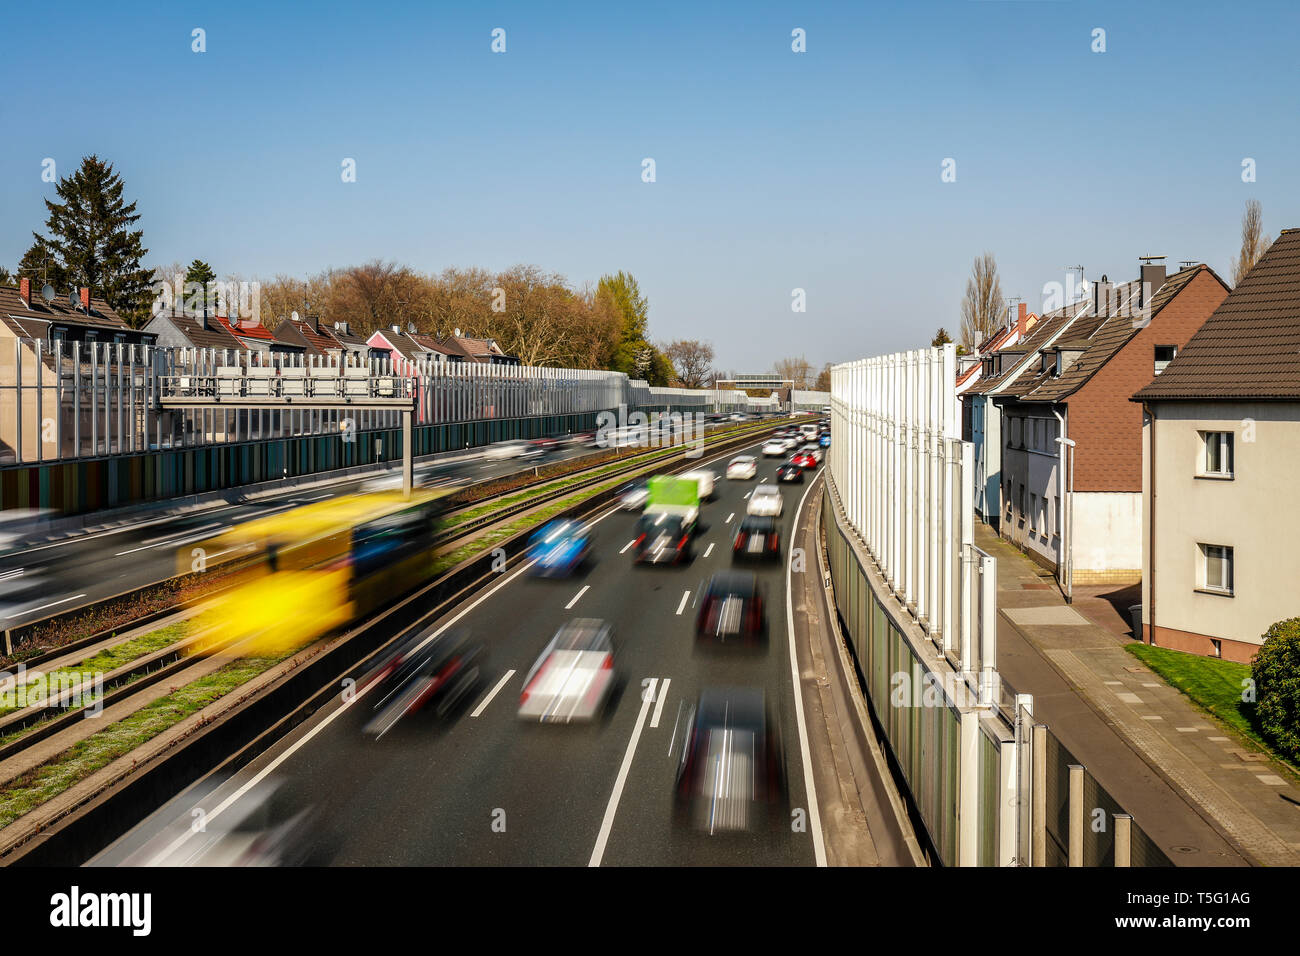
[158,371,417,406]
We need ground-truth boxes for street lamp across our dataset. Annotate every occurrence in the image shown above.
[1054,435,1076,603]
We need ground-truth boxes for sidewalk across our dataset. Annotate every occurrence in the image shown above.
[977,524,1300,867]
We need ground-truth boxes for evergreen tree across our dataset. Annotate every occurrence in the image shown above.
[184,259,218,315]
[35,155,153,325]
[16,238,69,293]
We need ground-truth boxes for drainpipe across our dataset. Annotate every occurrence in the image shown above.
[1143,402,1156,645]
[1053,410,1075,604]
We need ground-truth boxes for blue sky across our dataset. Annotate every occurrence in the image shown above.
[1,0,1296,370]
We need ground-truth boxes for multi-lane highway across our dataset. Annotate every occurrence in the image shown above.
[94,437,828,866]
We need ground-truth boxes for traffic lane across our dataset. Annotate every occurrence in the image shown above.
[592,465,815,865]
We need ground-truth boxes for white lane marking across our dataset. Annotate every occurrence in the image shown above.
[650,678,671,728]
[140,522,222,546]
[301,493,332,502]
[619,539,636,554]
[4,593,86,620]
[470,669,516,718]
[589,677,658,867]
[744,492,751,499]
[565,585,590,610]
[703,542,714,558]
[725,512,735,523]
[116,526,228,556]
[787,475,827,867]
[675,591,690,615]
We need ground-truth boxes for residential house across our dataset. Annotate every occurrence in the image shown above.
[215,316,304,361]
[995,262,1230,589]
[436,331,520,366]
[1133,229,1300,662]
[272,313,346,360]
[958,303,1039,451]
[366,326,449,372]
[144,305,243,356]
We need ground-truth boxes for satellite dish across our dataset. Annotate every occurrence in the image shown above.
[68,291,79,310]
[41,284,55,303]
[407,321,416,333]
[454,328,462,338]
[291,311,300,323]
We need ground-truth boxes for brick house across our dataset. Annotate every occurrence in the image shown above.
[994,262,1230,590]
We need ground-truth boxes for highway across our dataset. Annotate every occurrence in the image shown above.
[93,437,826,866]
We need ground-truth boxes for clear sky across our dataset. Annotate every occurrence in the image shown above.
[1,0,1296,370]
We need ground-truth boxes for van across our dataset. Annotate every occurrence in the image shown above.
[799,424,819,441]
[679,469,715,502]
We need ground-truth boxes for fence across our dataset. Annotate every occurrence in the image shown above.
[824,344,1169,866]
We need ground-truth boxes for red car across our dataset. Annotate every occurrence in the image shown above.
[790,452,817,470]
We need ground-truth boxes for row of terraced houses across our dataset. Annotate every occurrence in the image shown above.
[957,229,1300,663]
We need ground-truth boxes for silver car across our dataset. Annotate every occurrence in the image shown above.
[519,619,617,723]
[747,484,783,518]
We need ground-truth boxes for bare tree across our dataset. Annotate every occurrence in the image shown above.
[662,339,715,388]
[959,252,1003,350]
[1233,199,1272,286]
[774,356,814,388]
[814,362,832,391]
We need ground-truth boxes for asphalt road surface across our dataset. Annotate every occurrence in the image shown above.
[93,437,823,866]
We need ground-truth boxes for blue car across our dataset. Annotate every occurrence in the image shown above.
[818,433,831,448]
[527,520,592,577]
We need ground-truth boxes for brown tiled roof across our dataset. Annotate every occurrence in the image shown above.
[149,312,243,350]
[326,322,369,349]
[1135,230,1300,401]
[277,317,343,355]
[0,285,132,336]
[963,305,1082,396]
[409,332,457,357]
[370,329,432,362]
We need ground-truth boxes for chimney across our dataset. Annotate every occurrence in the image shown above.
[79,287,91,313]
[19,278,31,308]
[1140,259,1167,308]
[309,313,320,334]
[1016,302,1028,337]
[1092,275,1114,317]
[334,321,350,335]
[392,324,402,334]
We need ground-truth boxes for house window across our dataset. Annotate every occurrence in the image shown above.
[1200,431,1234,477]
[1037,495,1045,535]
[1052,498,1060,537]
[1029,493,1038,531]
[1200,544,1234,595]
[1018,484,1025,523]
[1154,345,1177,375]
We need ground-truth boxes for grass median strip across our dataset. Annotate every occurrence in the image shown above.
[0,650,288,832]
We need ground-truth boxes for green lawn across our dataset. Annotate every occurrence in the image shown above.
[1124,642,1298,773]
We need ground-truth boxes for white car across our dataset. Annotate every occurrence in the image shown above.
[519,619,617,723]
[726,455,757,480]
[482,440,530,460]
[747,484,784,518]
[762,440,786,457]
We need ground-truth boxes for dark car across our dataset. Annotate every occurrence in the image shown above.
[732,515,781,562]
[673,686,787,835]
[775,462,804,483]
[695,571,766,643]
[633,513,692,565]
[362,628,485,736]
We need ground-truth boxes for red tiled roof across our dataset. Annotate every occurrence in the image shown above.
[216,316,277,342]
[278,317,343,354]
[1135,230,1300,401]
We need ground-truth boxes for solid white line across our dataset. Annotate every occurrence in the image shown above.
[589,677,658,866]
[619,539,636,554]
[787,475,827,867]
[4,593,86,620]
[470,669,516,718]
[300,493,332,502]
[650,678,671,728]
[140,522,222,546]
[565,585,590,610]
[116,526,228,556]
[703,542,714,558]
[744,492,751,499]
[675,591,690,615]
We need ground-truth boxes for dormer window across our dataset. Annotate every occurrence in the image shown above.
[1154,345,1177,375]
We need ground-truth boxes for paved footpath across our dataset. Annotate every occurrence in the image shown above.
[977,524,1300,867]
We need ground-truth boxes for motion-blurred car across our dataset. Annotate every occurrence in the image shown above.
[618,479,650,511]
[482,440,531,460]
[674,687,787,835]
[363,628,486,736]
[726,455,757,480]
[761,439,786,457]
[799,443,824,464]
[695,571,766,644]
[818,433,831,448]
[732,515,780,562]
[679,469,716,501]
[776,462,804,483]
[527,519,592,577]
[790,451,818,470]
[747,483,783,517]
[519,618,617,723]
[633,513,692,565]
